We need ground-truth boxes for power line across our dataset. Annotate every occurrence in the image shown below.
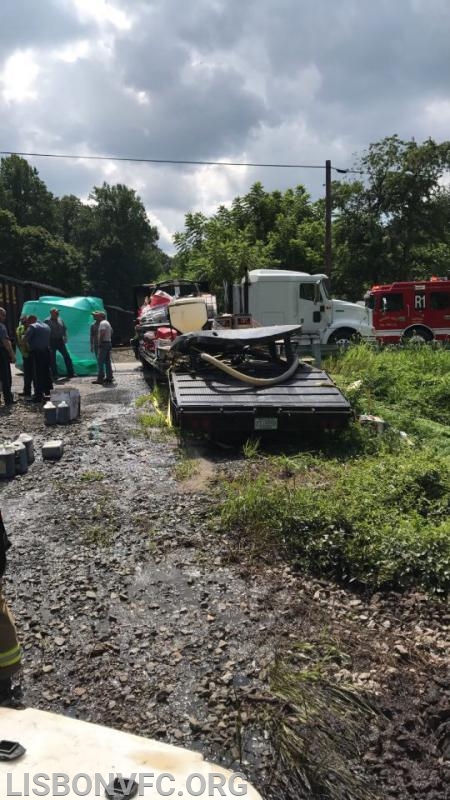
[0,149,363,173]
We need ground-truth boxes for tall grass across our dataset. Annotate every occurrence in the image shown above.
[329,343,450,427]
[220,345,450,594]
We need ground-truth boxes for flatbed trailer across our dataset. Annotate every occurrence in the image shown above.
[169,361,352,435]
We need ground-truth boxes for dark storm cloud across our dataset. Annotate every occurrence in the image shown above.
[0,0,89,60]
[25,58,265,164]
[1,0,449,252]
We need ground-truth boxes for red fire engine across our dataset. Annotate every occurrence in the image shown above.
[365,277,450,343]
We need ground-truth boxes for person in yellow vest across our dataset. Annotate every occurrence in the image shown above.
[16,315,34,398]
[0,510,21,705]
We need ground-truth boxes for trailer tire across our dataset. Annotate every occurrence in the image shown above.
[327,328,360,345]
[402,326,433,343]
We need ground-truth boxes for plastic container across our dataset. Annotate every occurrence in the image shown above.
[11,441,28,475]
[56,400,70,425]
[44,401,57,426]
[0,445,16,479]
[18,433,35,464]
[168,297,208,333]
[50,389,80,420]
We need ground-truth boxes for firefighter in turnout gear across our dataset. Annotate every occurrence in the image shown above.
[0,510,22,704]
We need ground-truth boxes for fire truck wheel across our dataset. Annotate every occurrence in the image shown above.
[328,328,360,345]
[402,327,433,343]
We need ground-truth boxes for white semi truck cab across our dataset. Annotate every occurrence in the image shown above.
[233,269,374,343]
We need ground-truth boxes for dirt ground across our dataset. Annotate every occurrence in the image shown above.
[1,353,449,799]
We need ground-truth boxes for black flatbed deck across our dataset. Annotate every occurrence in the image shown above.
[169,361,352,434]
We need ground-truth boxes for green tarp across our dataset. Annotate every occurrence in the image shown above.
[16,296,106,376]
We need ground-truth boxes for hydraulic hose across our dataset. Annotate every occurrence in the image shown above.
[199,351,300,386]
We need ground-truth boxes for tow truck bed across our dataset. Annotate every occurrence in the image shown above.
[169,362,352,434]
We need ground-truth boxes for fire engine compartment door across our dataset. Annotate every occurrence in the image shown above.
[378,291,406,334]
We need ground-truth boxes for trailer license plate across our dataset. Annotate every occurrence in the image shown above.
[254,417,278,430]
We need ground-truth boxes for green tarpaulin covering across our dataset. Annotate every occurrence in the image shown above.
[16,296,106,376]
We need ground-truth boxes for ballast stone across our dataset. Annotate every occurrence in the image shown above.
[42,440,64,460]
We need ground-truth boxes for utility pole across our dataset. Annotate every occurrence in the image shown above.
[325,159,332,282]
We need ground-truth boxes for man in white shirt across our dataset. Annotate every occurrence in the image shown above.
[91,311,114,384]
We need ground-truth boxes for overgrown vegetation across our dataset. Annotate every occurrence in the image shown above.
[220,344,450,594]
[330,342,450,427]
[259,650,377,800]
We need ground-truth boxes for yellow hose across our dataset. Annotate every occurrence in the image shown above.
[199,352,299,386]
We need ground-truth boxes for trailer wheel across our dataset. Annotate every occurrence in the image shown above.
[402,326,433,343]
[328,328,360,345]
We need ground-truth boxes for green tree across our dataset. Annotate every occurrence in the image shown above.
[173,183,325,292]
[0,209,20,275]
[0,155,58,232]
[85,183,164,306]
[332,136,450,298]
[57,194,92,247]
[16,226,85,293]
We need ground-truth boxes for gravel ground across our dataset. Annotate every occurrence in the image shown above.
[0,358,449,799]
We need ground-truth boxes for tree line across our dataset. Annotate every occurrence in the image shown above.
[172,136,450,299]
[1,136,449,307]
[0,155,169,307]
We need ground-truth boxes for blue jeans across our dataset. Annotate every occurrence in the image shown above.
[97,342,113,381]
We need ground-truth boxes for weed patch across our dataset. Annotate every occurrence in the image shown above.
[79,470,105,482]
[173,456,199,482]
[329,343,450,429]
[221,448,450,593]
[137,386,172,433]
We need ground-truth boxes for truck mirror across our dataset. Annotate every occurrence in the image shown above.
[313,311,321,323]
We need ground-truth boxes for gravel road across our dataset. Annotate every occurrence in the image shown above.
[1,357,448,799]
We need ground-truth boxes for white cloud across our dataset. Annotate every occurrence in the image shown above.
[1,50,40,103]
[70,0,132,30]
[52,39,91,63]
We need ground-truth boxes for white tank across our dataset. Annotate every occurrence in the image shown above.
[168,297,208,333]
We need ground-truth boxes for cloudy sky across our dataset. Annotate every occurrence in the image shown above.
[1,0,449,252]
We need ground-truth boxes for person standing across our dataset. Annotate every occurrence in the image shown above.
[0,307,15,407]
[90,312,101,359]
[0,510,21,706]
[92,311,114,384]
[25,315,53,402]
[16,315,33,398]
[44,308,74,379]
